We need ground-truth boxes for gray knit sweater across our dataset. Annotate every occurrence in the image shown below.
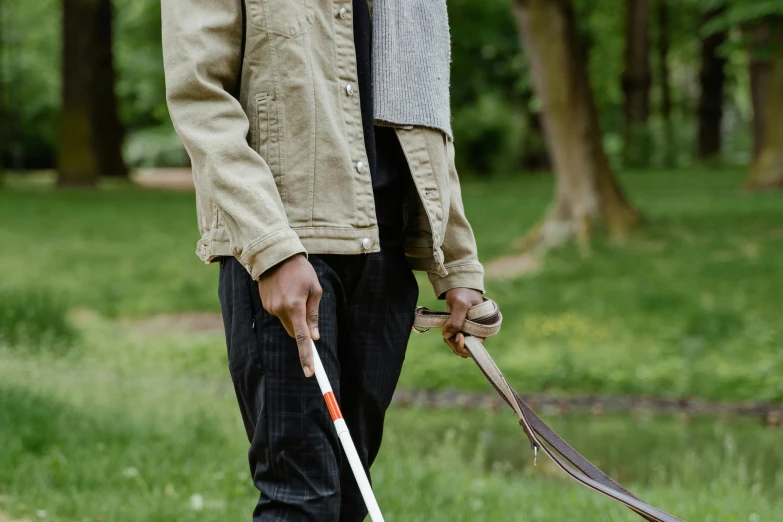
[372,0,453,139]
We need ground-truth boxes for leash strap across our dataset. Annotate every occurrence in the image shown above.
[413,299,684,522]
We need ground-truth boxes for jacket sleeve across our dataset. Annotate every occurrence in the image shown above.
[161,0,305,280]
[428,139,486,298]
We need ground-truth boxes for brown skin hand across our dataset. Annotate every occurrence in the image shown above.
[442,288,485,358]
[257,254,323,378]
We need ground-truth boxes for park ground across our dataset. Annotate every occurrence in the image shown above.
[1,169,782,520]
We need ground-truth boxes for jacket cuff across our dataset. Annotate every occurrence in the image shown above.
[238,228,307,280]
[428,263,485,299]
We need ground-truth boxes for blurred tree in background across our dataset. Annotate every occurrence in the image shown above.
[746,17,783,188]
[511,0,643,249]
[656,0,674,166]
[697,5,727,161]
[622,0,652,167]
[702,0,783,187]
[1,0,783,188]
[58,0,126,186]
[0,0,4,176]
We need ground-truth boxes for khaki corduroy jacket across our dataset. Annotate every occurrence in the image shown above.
[161,0,484,297]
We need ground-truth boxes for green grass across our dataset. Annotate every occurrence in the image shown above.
[0,182,213,316]
[1,320,780,521]
[403,169,783,401]
[2,169,781,401]
[1,169,782,520]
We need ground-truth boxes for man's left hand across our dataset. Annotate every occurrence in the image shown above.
[442,288,485,358]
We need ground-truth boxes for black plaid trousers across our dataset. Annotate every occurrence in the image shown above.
[218,244,418,521]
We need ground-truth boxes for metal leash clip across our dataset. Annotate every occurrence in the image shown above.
[412,307,431,334]
[532,442,539,467]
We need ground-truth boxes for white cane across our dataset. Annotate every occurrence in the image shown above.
[310,340,386,522]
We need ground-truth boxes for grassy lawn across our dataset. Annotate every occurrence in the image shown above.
[1,318,780,521]
[1,169,782,520]
[2,169,782,401]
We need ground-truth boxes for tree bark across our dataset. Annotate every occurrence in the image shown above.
[622,0,652,167]
[511,0,643,249]
[93,0,127,177]
[57,0,126,187]
[0,0,6,180]
[697,7,727,161]
[748,20,783,189]
[656,0,673,166]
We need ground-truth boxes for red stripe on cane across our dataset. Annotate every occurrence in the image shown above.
[324,392,343,421]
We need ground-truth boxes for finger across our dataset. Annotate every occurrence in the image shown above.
[456,332,466,352]
[456,333,471,357]
[278,315,295,339]
[444,334,470,358]
[306,284,323,340]
[442,301,470,340]
[292,307,314,378]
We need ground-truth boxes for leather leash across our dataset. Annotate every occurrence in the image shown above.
[412,299,684,522]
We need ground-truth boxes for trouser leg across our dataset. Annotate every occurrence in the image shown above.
[218,255,346,522]
[331,246,419,522]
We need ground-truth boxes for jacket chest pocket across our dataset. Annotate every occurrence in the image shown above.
[246,0,314,38]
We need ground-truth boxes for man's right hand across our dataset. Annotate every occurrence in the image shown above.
[257,254,322,378]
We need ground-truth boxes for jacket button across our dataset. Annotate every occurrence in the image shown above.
[361,238,372,249]
[338,7,347,19]
[356,161,366,173]
[345,84,354,96]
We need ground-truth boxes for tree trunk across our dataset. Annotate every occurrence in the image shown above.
[622,0,652,167]
[697,7,727,161]
[521,92,550,171]
[511,0,642,249]
[57,0,126,187]
[0,0,6,181]
[656,0,674,166]
[93,0,127,177]
[748,20,783,189]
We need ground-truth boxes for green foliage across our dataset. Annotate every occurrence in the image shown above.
[451,91,525,175]
[0,181,215,316]
[124,122,190,168]
[1,0,60,168]
[448,0,531,174]
[114,0,168,129]
[703,0,783,34]
[2,0,765,172]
